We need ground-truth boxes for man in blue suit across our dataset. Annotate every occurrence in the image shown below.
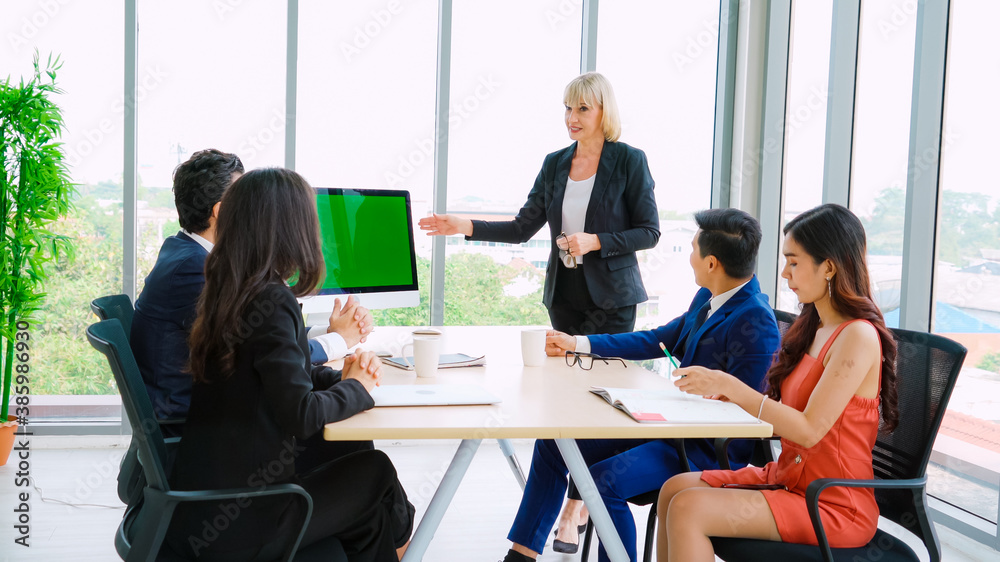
[502,208,780,562]
[131,149,373,431]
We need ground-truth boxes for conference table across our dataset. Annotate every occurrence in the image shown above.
[324,326,772,562]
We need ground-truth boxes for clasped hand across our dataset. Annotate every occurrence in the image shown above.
[328,295,373,348]
[342,350,383,393]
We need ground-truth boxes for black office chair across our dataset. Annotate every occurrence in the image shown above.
[88,318,348,562]
[773,309,798,334]
[578,440,692,562]
[711,327,967,562]
[91,294,136,341]
[91,294,186,507]
[91,295,147,506]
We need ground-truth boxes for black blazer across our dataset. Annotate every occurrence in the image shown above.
[168,282,373,556]
[469,140,660,309]
[132,232,209,419]
[132,232,330,421]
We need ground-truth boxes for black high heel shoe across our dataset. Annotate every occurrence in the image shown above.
[551,523,588,554]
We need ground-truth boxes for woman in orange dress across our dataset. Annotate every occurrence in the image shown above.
[655,203,899,561]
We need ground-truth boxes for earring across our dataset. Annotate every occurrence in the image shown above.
[826,277,832,299]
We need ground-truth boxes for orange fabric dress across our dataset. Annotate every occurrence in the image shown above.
[701,319,881,548]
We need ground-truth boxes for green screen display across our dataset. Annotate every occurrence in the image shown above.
[315,189,417,293]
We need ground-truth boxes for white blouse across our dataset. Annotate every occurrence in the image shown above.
[560,174,596,264]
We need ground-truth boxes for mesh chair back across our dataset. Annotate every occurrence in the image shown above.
[87,319,171,491]
[91,295,135,343]
[873,328,966,526]
[773,309,797,338]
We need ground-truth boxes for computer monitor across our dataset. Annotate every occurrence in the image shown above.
[298,188,420,321]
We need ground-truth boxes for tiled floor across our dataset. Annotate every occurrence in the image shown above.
[0,437,996,561]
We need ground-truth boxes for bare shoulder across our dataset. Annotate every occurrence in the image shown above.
[840,319,880,344]
[826,319,881,366]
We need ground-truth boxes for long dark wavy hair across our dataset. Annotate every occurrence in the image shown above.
[766,204,899,432]
[188,168,324,382]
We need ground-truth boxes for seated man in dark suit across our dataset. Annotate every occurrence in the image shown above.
[502,208,781,562]
[131,149,373,437]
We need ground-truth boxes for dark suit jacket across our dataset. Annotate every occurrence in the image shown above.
[167,283,373,556]
[469,140,660,309]
[132,231,328,420]
[589,276,781,469]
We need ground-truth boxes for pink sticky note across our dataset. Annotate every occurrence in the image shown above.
[632,412,666,422]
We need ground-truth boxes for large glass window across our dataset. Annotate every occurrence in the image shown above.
[851,0,918,326]
[298,0,438,326]
[929,0,1000,529]
[597,1,720,331]
[442,0,579,326]
[777,0,833,312]
[2,2,124,419]
[136,0,287,290]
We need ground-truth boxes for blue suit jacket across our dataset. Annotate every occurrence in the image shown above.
[589,276,781,469]
[468,140,660,309]
[131,232,328,420]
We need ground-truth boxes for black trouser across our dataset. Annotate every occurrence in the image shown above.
[271,449,414,562]
[549,264,638,501]
[167,449,414,562]
[548,265,636,336]
[295,432,374,475]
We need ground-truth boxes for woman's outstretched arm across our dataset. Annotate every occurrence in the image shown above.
[674,321,881,448]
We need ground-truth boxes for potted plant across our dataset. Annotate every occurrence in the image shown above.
[0,52,74,465]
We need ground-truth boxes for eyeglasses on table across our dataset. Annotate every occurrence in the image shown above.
[565,351,628,370]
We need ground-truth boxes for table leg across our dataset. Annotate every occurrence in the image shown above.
[402,438,482,562]
[554,438,630,562]
[496,439,526,490]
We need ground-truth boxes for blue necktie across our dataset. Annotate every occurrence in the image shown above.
[683,301,711,356]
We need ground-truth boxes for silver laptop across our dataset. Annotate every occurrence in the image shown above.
[370,384,502,407]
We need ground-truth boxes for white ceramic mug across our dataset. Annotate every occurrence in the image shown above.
[521,328,547,367]
[402,329,442,378]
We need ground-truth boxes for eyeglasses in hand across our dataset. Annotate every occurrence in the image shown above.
[565,351,628,371]
[555,232,578,269]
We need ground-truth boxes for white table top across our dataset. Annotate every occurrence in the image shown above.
[323,326,773,441]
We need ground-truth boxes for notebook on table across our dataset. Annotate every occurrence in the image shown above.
[383,353,486,371]
[369,384,502,407]
[590,386,762,424]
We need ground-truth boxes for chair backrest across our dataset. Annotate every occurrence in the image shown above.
[87,319,172,491]
[91,295,135,343]
[874,328,966,524]
[772,309,797,338]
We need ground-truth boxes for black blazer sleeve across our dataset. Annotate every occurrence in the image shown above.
[251,285,374,440]
[311,365,343,390]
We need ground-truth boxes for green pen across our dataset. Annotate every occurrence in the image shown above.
[658,342,680,370]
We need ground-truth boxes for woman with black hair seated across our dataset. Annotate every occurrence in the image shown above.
[658,204,900,561]
[166,167,413,561]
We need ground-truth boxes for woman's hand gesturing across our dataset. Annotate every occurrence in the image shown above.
[417,213,474,237]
